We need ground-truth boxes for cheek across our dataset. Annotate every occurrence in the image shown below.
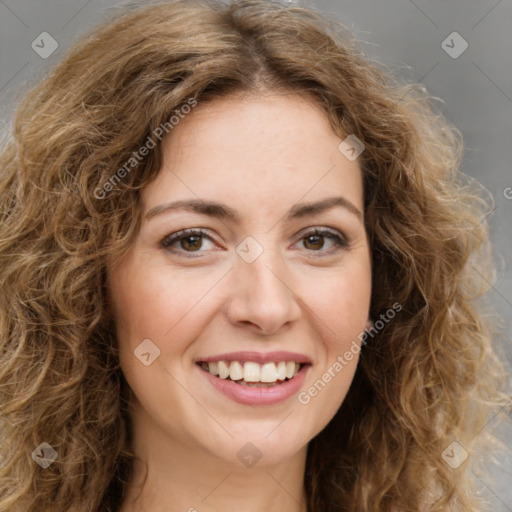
[109,259,226,362]
[108,261,213,417]
[297,259,370,418]
[306,261,372,345]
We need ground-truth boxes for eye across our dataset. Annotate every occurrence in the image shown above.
[160,227,349,258]
[160,228,217,255]
[295,228,348,255]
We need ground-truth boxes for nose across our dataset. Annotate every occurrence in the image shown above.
[224,245,302,336]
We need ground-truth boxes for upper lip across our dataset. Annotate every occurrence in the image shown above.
[195,351,312,365]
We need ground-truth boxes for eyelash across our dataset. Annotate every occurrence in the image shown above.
[160,227,349,258]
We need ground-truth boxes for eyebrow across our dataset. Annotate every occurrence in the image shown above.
[144,196,363,222]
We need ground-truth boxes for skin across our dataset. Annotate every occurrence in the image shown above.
[109,92,372,512]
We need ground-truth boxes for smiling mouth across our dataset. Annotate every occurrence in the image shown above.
[196,360,307,387]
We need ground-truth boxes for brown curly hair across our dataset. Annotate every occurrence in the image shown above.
[0,1,509,510]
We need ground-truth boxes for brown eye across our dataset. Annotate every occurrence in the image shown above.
[161,228,216,255]
[297,228,348,254]
[303,234,325,250]
[179,235,203,251]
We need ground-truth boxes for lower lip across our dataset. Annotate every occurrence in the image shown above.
[198,364,310,406]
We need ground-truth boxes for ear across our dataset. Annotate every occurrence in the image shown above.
[365,318,374,331]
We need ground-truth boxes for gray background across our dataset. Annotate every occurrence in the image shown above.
[0,0,510,509]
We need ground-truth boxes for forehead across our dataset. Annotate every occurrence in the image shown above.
[142,93,364,214]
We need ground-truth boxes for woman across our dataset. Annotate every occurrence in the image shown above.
[0,1,508,510]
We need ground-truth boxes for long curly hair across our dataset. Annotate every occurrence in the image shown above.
[0,1,509,510]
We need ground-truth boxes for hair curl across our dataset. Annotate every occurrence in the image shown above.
[0,1,509,511]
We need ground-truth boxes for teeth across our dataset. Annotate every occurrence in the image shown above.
[243,361,261,382]
[217,360,229,379]
[260,362,277,382]
[202,360,303,383]
[208,361,218,376]
[286,362,296,379]
[277,361,287,380]
[229,361,243,381]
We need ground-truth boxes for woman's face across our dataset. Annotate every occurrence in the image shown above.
[108,93,372,467]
